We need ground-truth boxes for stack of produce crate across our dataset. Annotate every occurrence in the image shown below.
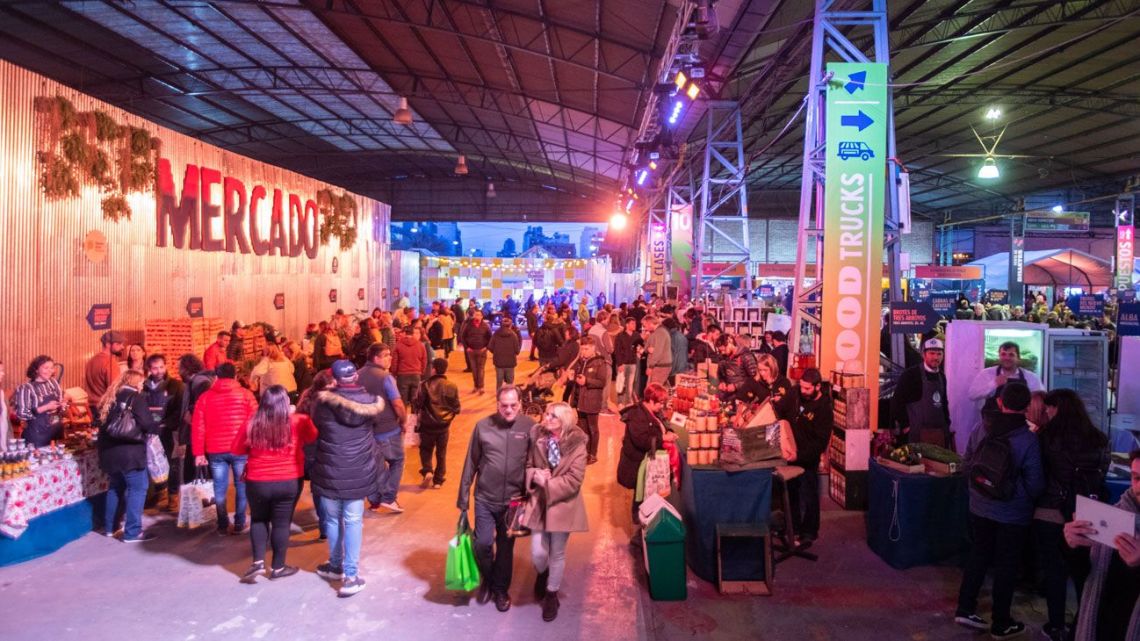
[144,318,226,364]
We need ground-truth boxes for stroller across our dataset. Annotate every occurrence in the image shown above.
[520,369,558,422]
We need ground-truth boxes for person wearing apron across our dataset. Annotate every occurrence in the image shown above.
[890,338,952,449]
[967,340,1045,416]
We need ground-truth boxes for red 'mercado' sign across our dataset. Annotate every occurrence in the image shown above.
[156,158,345,259]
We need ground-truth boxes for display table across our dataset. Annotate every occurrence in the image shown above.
[0,450,108,566]
[680,461,772,583]
[866,458,969,570]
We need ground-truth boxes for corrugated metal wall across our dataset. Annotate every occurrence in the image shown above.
[0,60,389,388]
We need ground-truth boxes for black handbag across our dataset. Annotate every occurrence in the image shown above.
[106,397,145,442]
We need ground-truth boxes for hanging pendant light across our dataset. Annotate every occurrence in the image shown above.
[977,157,999,179]
[486,180,497,198]
[393,97,413,126]
[454,154,469,175]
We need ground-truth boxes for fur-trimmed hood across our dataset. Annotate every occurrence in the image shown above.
[315,387,386,427]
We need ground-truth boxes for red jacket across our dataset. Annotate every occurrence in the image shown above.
[391,334,426,376]
[192,379,257,456]
[230,413,317,481]
[203,342,231,370]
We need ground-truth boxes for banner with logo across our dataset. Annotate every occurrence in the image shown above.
[1118,225,1135,290]
[822,62,887,426]
[670,203,694,300]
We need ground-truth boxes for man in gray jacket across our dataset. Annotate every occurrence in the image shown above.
[644,315,673,387]
[457,385,534,612]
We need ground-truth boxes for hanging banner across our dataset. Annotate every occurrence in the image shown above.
[1117,302,1140,336]
[1009,234,1025,308]
[914,265,983,280]
[649,219,667,284]
[670,203,694,299]
[1118,225,1135,289]
[822,62,887,427]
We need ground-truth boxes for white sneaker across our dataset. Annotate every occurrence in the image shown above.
[380,500,404,513]
[338,575,366,597]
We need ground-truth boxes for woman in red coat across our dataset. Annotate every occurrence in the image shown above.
[231,385,317,583]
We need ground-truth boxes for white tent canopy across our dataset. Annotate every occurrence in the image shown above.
[967,248,1114,291]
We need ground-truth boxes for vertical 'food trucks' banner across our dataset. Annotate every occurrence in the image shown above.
[822,62,887,426]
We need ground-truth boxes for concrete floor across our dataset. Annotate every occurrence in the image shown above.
[0,353,1051,641]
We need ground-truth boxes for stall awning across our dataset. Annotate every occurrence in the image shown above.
[967,249,1113,291]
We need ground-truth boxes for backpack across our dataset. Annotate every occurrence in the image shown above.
[970,432,1017,500]
[1063,448,1110,518]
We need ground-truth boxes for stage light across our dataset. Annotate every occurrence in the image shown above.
[649,160,658,171]
[636,169,649,186]
[978,157,999,179]
[686,82,700,100]
[610,212,628,230]
[674,70,687,90]
[668,100,685,125]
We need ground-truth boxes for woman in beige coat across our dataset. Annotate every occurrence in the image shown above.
[525,401,588,622]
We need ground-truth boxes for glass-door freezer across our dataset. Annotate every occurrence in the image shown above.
[1044,330,1109,433]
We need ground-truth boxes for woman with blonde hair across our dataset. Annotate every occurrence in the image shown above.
[97,370,162,541]
[525,401,588,622]
[251,343,297,394]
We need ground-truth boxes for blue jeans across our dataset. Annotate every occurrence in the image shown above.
[208,453,248,530]
[370,430,404,505]
[320,497,364,578]
[105,468,149,539]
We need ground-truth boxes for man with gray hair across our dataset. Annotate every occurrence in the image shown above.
[457,385,534,612]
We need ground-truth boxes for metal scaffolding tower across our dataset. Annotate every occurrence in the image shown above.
[694,102,751,298]
[789,0,905,373]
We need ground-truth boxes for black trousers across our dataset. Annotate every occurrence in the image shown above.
[789,464,820,538]
[473,501,514,594]
[418,430,449,483]
[957,514,1028,629]
[578,413,599,458]
[246,479,301,570]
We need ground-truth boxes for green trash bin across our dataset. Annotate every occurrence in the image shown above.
[644,509,687,601]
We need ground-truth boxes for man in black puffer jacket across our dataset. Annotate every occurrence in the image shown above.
[310,360,385,598]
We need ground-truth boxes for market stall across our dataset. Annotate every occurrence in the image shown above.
[665,374,777,588]
[866,454,969,570]
[0,435,107,566]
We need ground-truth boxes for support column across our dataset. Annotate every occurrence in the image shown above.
[694,102,752,302]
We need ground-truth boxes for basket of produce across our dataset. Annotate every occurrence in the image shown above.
[911,443,962,476]
[876,445,925,474]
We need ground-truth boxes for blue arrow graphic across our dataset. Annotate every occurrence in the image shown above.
[845,71,866,94]
[841,110,874,131]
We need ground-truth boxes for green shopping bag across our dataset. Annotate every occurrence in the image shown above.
[445,512,481,592]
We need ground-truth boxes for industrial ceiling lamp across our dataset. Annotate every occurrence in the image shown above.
[978,157,1000,179]
[486,180,496,198]
[610,211,628,230]
[454,154,468,175]
[393,97,413,126]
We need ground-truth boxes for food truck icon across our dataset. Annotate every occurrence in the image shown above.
[837,141,875,161]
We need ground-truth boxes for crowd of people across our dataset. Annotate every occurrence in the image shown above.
[1,288,1136,637]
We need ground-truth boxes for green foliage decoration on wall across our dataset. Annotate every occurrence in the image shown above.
[316,188,358,250]
[34,95,161,221]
